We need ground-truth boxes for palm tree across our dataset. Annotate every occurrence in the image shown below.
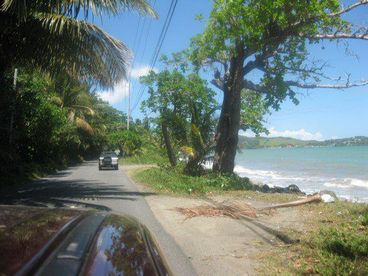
[51,77,97,134]
[0,0,156,88]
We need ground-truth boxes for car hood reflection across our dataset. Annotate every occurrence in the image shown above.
[86,215,156,276]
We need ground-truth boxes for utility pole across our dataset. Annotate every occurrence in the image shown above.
[127,82,131,130]
[9,68,18,145]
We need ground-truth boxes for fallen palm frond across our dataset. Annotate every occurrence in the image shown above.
[175,201,263,220]
[175,195,322,220]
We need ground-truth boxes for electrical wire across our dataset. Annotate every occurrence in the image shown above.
[127,0,157,118]
[131,0,178,113]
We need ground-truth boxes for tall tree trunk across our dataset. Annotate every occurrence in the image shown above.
[213,49,244,174]
[161,118,177,167]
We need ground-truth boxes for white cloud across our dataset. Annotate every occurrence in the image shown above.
[239,128,324,141]
[96,64,156,105]
[130,65,157,79]
[239,130,255,137]
[97,80,129,105]
[267,127,324,141]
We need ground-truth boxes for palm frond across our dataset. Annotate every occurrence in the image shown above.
[180,146,195,158]
[75,117,94,134]
[2,0,157,19]
[68,110,76,122]
[72,105,95,115]
[49,95,63,106]
[16,13,131,88]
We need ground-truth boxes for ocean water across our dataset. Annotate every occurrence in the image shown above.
[234,145,368,202]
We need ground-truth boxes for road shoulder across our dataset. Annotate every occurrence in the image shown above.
[123,165,306,276]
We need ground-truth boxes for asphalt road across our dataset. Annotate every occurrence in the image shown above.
[1,161,196,276]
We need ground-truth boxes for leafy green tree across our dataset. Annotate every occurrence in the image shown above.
[4,71,79,166]
[0,0,156,88]
[140,56,218,174]
[108,130,143,157]
[240,89,269,136]
[190,0,368,173]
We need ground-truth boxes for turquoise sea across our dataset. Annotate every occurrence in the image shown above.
[234,145,368,202]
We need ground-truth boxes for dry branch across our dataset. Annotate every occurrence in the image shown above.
[285,79,368,89]
[260,194,322,210]
[329,1,368,17]
[313,33,368,40]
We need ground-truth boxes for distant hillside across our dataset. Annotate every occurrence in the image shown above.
[238,136,368,149]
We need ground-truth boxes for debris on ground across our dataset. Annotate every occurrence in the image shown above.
[175,194,328,219]
[319,190,338,203]
[175,201,271,219]
[321,194,335,203]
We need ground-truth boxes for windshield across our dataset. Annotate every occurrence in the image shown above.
[1,1,368,275]
[101,152,117,157]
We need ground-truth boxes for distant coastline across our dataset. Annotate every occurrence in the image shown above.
[238,136,368,149]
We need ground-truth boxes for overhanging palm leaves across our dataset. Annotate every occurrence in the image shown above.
[1,0,157,18]
[0,0,156,88]
[51,77,96,134]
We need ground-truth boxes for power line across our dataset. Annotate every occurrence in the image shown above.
[131,0,175,113]
[149,0,175,68]
[140,13,154,61]
[131,0,178,113]
[127,16,142,129]
[127,0,157,127]
[151,0,178,68]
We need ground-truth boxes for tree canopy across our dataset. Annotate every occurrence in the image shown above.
[189,0,368,173]
[140,56,218,174]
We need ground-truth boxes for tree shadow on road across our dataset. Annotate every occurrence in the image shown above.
[0,178,157,211]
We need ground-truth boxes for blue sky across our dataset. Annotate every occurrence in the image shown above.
[96,0,368,141]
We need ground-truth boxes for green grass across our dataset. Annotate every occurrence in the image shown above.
[129,165,300,199]
[131,164,304,202]
[259,201,368,275]
[133,166,255,195]
[132,166,302,203]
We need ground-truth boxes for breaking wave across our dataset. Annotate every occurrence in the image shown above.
[203,161,368,201]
